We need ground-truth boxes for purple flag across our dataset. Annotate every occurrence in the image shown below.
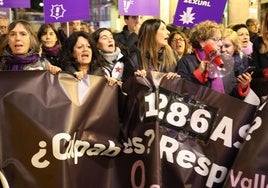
[44,0,90,23]
[118,0,159,16]
[0,0,30,8]
[173,0,227,28]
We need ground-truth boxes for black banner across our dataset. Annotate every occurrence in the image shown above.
[0,71,259,188]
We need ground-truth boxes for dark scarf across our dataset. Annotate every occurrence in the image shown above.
[4,54,40,71]
[42,45,60,57]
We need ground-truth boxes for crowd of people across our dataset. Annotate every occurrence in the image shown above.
[0,10,267,102]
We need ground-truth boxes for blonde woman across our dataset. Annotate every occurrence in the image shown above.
[168,30,191,60]
[221,28,252,83]
[177,20,251,99]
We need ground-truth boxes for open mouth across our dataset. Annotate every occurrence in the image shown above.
[81,54,89,58]
[15,44,23,48]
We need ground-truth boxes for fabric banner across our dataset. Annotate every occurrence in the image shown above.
[0,0,30,8]
[43,0,90,23]
[224,99,268,188]
[173,0,227,28]
[118,0,159,16]
[0,71,259,188]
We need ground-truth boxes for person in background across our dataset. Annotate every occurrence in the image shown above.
[246,18,259,43]
[231,24,253,58]
[168,30,191,60]
[88,24,95,34]
[57,20,81,44]
[126,18,179,79]
[177,20,251,99]
[0,20,60,74]
[92,27,131,86]
[114,15,142,49]
[37,23,62,67]
[221,28,251,78]
[60,31,104,79]
[0,17,9,54]
[0,17,9,35]
[166,23,180,33]
[81,22,89,33]
[252,8,268,79]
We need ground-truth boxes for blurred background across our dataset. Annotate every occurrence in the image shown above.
[2,0,268,32]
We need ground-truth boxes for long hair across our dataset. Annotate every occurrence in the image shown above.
[37,23,61,47]
[260,9,268,53]
[138,18,177,72]
[222,28,242,53]
[5,20,40,54]
[91,27,113,44]
[168,30,191,56]
[60,31,103,70]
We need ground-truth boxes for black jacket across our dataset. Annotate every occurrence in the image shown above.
[177,53,242,99]
[114,25,138,49]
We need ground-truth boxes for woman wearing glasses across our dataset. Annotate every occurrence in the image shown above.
[177,20,251,99]
[168,30,191,60]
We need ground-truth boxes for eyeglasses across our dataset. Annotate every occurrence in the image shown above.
[171,38,185,43]
[210,37,222,42]
[248,23,258,27]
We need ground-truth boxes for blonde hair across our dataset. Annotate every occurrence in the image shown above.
[189,20,224,49]
[222,28,242,53]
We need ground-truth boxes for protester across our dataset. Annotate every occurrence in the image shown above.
[0,20,60,74]
[88,24,95,34]
[80,22,89,33]
[92,27,131,86]
[246,18,259,43]
[60,31,105,79]
[0,17,9,35]
[113,15,141,49]
[37,23,62,66]
[177,20,251,99]
[252,9,268,79]
[231,24,253,58]
[168,30,191,60]
[57,20,81,44]
[126,18,179,79]
[221,28,251,77]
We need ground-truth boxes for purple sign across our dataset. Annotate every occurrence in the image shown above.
[0,0,30,8]
[44,0,90,23]
[118,0,159,16]
[173,0,227,28]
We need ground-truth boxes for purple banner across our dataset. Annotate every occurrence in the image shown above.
[44,0,90,23]
[118,0,159,16]
[173,0,227,28]
[0,0,30,8]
